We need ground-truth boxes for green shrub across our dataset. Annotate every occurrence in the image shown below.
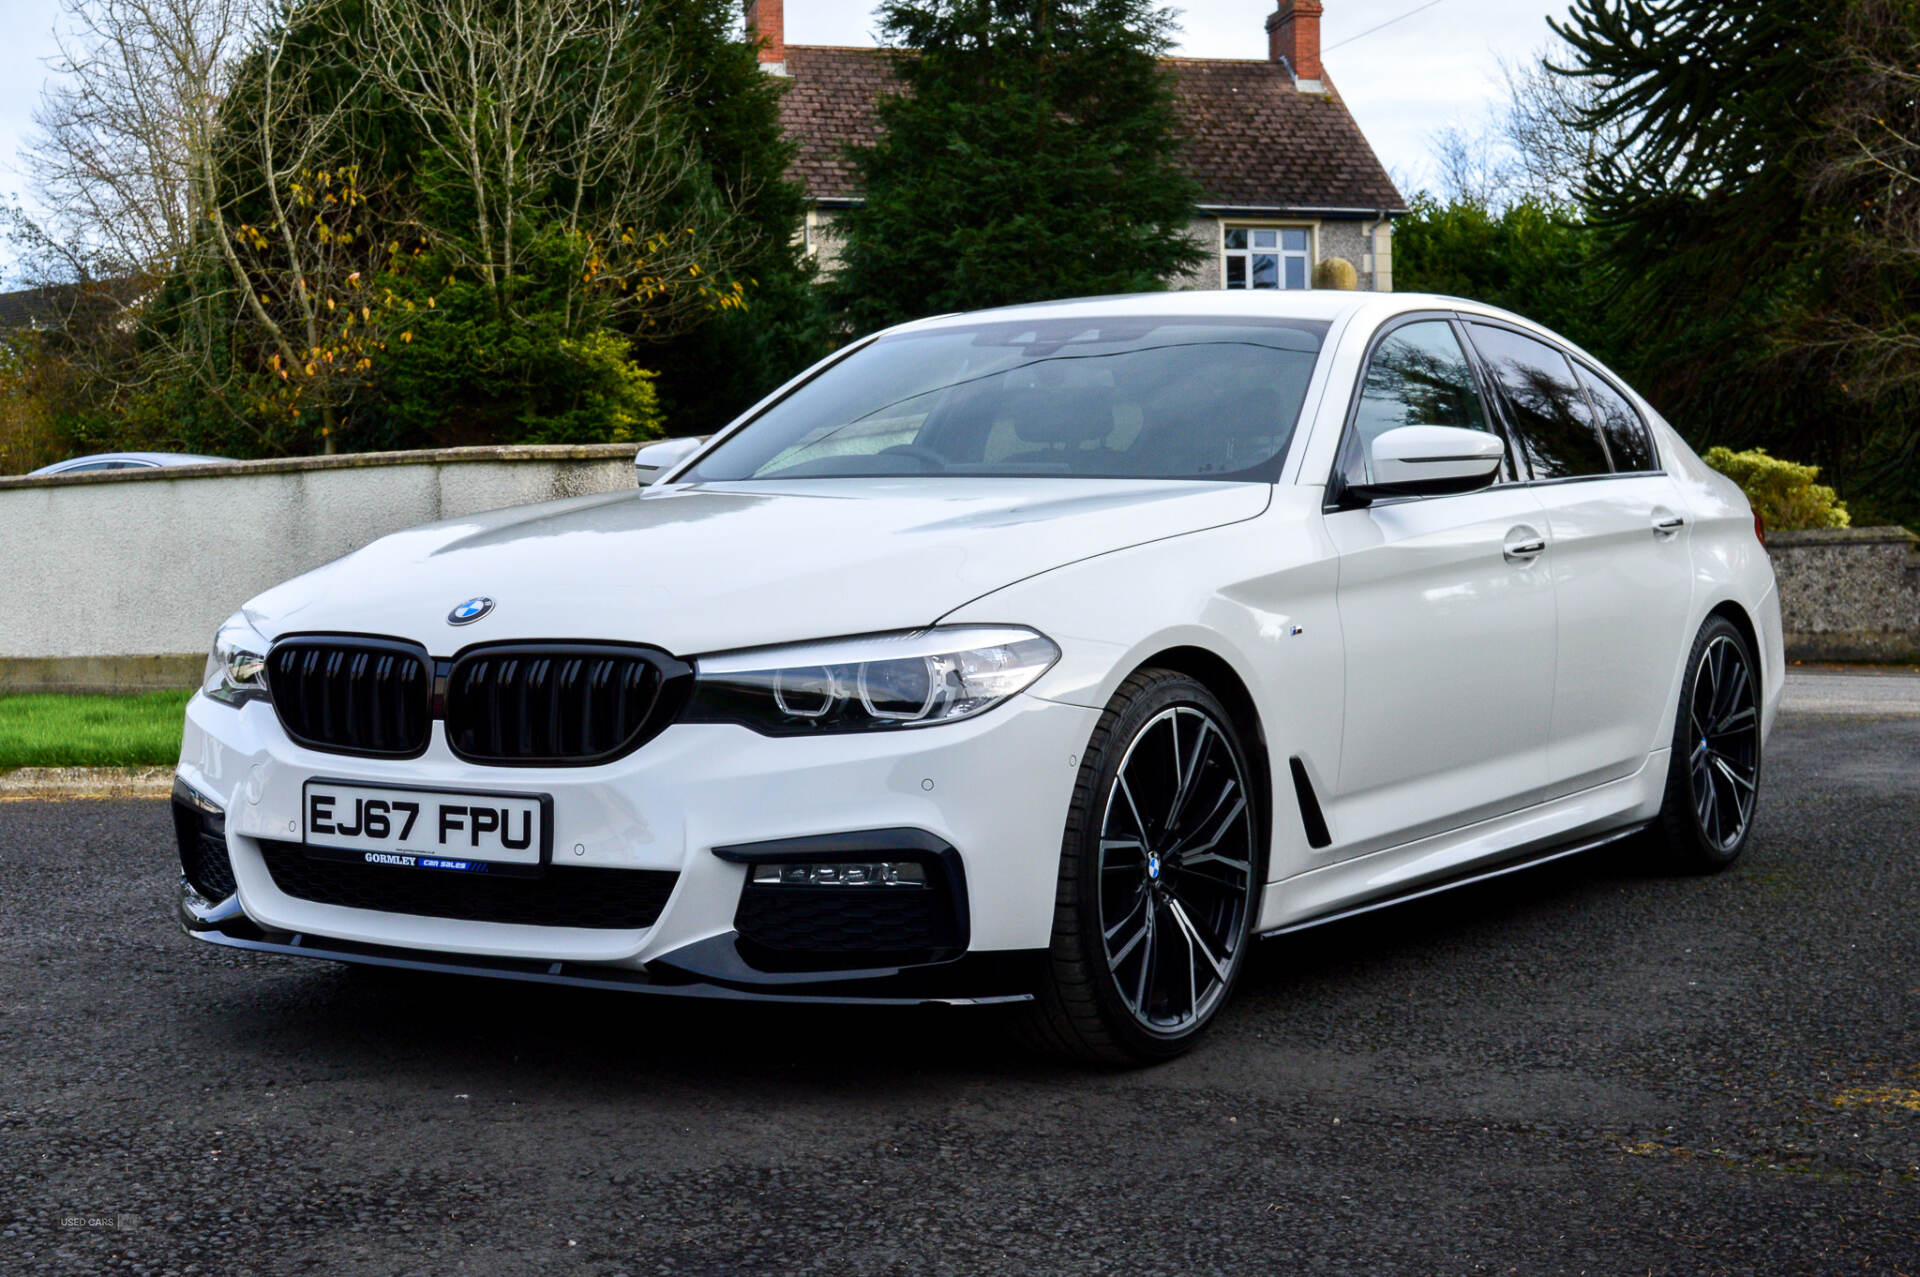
[0,337,65,475]
[1703,446,1851,530]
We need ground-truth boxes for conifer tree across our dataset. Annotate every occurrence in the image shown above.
[833,0,1203,331]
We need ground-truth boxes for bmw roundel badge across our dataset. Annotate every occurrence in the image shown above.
[448,597,495,626]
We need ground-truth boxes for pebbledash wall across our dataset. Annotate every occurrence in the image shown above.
[1766,527,1920,664]
[0,444,641,694]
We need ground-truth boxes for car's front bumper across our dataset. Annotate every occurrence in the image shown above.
[174,688,1097,1002]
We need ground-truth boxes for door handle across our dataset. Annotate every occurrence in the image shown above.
[1652,512,1687,538]
[1503,526,1547,564]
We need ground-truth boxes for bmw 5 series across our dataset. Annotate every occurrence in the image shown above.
[176,291,1782,1063]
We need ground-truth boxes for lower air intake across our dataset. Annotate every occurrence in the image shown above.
[173,793,236,900]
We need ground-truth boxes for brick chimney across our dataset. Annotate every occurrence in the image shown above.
[1267,0,1324,88]
[746,0,786,74]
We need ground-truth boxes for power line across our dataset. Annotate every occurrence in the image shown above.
[1323,0,1451,54]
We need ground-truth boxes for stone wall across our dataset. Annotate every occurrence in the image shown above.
[1768,527,1920,663]
[0,444,641,693]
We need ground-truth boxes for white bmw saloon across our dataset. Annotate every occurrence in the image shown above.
[176,291,1782,1063]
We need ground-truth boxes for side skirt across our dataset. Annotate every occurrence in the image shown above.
[1259,821,1649,940]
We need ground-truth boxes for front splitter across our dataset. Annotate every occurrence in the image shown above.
[179,886,1040,1007]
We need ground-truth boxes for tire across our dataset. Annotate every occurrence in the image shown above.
[1650,615,1763,873]
[1022,669,1262,1065]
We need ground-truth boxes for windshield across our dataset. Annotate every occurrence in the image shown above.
[681,315,1328,483]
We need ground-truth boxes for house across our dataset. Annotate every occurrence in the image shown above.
[749,0,1406,292]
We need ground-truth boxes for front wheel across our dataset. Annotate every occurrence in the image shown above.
[1023,670,1261,1065]
[1651,616,1763,873]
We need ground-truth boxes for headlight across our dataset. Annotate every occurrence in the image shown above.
[684,627,1059,735]
[202,616,272,707]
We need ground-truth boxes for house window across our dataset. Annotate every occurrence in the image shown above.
[1225,227,1311,290]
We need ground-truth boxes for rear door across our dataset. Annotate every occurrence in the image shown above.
[1464,323,1695,794]
[1322,317,1559,854]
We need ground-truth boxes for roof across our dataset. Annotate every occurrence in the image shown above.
[895,288,1411,334]
[0,280,141,335]
[777,46,1404,214]
[0,284,82,333]
[1164,58,1404,212]
[888,291,1556,346]
[780,47,902,205]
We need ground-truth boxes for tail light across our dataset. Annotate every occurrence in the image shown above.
[1753,507,1767,547]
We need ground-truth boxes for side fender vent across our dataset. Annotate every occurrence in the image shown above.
[1290,757,1332,850]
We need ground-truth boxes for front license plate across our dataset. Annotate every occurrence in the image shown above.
[302,780,549,872]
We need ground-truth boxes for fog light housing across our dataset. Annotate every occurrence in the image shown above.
[750,861,928,888]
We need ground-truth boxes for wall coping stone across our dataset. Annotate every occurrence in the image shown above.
[0,442,643,492]
[1769,525,1919,549]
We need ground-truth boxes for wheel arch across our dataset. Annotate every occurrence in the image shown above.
[1123,644,1276,880]
[1706,598,1761,666]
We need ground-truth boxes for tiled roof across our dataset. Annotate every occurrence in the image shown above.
[779,47,903,204]
[777,46,1404,214]
[1166,58,1404,211]
[0,284,81,332]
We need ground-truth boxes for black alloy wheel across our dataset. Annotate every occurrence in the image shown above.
[1025,669,1260,1064]
[1655,616,1763,872]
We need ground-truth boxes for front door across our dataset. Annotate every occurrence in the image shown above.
[1322,318,1560,856]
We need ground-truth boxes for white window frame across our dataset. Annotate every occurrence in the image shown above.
[1223,222,1315,291]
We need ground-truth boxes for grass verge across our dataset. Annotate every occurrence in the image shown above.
[0,691,192,770]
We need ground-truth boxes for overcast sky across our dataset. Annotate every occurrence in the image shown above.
[0,0,1576,282]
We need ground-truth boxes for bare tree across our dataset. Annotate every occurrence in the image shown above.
[1429,123,1517,208]
[5,0,269,423]
[8,0,409,446]
[16,0,263,282]
[1499,54,1627,205]
[1423,44,1629,209]
[207,6,399,446]
[1803,1,1920,404]
[9,0,761,454]
[357,0,747,338]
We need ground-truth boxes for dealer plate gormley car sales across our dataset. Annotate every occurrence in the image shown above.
[174,290,1780,1064]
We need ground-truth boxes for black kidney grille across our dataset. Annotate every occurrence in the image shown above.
[258,841,677,929]
[445,644,687,766]
[266,637,432,758]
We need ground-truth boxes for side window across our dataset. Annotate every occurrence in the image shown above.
[1576,365,1659,472]
[1466,324,1612,480]
[1339,320,1502,490]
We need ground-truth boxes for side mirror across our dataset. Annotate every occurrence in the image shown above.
[633,436,706,487]
[1349,426,1504,503]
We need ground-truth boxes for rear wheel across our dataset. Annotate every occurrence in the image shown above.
[1651,616,1763,873]
[1024,670,1260,1065]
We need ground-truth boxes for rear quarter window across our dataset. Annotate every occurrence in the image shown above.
[1576,365,1659,472]
[1466,324,1612,481]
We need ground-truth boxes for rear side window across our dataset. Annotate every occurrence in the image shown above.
[1466,324,1611,480]
[1339,320,1503,489]
[1576,365,1658,472]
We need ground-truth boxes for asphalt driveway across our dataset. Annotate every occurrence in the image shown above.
[3,693,1917,1274]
